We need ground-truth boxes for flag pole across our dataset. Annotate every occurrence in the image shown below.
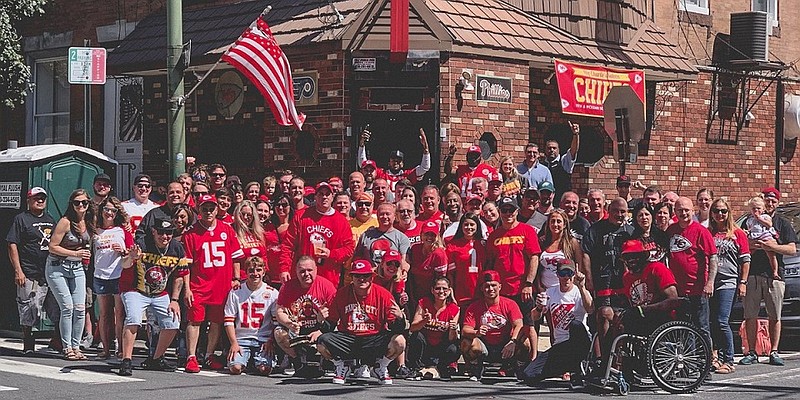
[178,5,272,106]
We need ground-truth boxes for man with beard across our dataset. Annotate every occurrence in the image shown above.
[541,122,579,201]
[355,203,411,270]
[118,218,188,376]
[357,128,431,192]
[122,174,159,232]
[394,199,422,245]
[443,191,463,229]
[560,192,591,242]
[360,160,378,193]
[317,260,407,385]
[91,173,113,206]
[280,182,355,287]
[517,188,539,223]
[136,181,187,242]
[526,181,555,231]
[517,143,552,190]
[444,145,497,197]
[581,198,633,341]
[274,256,337,378]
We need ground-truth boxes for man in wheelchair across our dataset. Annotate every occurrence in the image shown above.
[587,239,710,393]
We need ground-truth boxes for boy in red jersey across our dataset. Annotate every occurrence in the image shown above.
[182,194,245,372]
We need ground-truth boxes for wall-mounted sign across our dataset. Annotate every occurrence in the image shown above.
[215,71,245,118]
[476,75,512,103]
[0,182,22,208]
[353,57,377,72]
[293,71,318,106]
[554,59,645,118]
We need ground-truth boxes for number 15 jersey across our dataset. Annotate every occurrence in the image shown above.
[224,283,278,342]
[183,221,245,305]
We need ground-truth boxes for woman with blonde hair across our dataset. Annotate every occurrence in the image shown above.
[232,200,266,282]
[498,155,527,199]
[538,209,583,289]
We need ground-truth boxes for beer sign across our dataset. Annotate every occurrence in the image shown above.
[476,75,512,103]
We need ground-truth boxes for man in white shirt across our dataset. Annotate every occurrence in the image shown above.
[122,174,159,232]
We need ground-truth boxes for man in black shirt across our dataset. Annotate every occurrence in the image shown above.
[6,187,55,354]
[542,122,579,201]
[136,182,187,242]
[739,187,798,366]
[559,191,590,242]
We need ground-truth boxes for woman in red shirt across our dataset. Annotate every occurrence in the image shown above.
[408,221,449,305]
[265,195,294,286]
[407,276,460,380]
[446,212,485,306]
[232,200,266,282]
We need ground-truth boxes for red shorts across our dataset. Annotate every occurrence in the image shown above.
[188,303,224,324]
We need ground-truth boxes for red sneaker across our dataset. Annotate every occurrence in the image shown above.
[205,354,225,370]
[185,355,201,373]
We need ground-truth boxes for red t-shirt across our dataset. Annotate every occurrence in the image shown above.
[417,297,459,347]
[622,261,677,306]
[327,284,397,336]
[486,223,542,296]
[276,276,337,331]
[395,221,423,246]
[263,223,282,283]
[376,166,420,192]
[416,211,444,234]
[456,163,497,197]
[446,237,485,304]
[279,208,355,287]
[462,296,522,346]
[217,213,234,225]
[182,221,245,305]
[666,221,717,296]
[237,231,267,277]
[408,245,449,300]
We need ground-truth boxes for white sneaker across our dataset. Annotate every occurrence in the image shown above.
[353,364,371,379]
[80,333,94,351]
[332,360,350,384]
[373,365,393,385]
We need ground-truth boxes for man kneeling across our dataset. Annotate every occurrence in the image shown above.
[316,259,406,385]
[224,256,279,375]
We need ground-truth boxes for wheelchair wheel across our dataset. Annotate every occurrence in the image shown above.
[646,320,711,394]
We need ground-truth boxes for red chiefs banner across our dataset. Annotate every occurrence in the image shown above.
[554,59,645,118]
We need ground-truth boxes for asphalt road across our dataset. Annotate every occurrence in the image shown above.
[0,337,798,400]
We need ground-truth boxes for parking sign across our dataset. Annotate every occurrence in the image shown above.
[68,47,107,85]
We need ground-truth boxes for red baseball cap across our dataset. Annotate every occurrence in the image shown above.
[361,160,377,170]
[621,239,647,255]
[315,181,333,193]
[467,145,482,154]
[27,187,47,198]
[198,194,217,205]
[488,172,502,183]
[482,270,501,283]
[466,194,483,204]
[328,176,343,185]
[304,186,316,197]
[384,250,402,263]
[762,187,781,200]
[351,259,375,275]
[421,221,440,235]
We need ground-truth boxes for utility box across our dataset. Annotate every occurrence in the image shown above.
[0,144,117,331]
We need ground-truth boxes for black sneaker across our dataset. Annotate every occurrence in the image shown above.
[469,363,484,381]
[769,351,785,366]
[395,365,414,379]
[118,358,133,376]
[294,364,325,379]
[439,366,455,381]
[141,356,176,372]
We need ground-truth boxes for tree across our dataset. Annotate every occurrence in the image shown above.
[0,0,48,108]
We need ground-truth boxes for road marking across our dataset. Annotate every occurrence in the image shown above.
[178,369,228,377]
[0,386,19,391]
[0,358,143,384]
[705,366,800,391]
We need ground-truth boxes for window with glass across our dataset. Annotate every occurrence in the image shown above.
[33,58,70,144]
[679,0,710,15]
[753,0,779,28]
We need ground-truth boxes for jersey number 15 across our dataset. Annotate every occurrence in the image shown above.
[201,241,226,268]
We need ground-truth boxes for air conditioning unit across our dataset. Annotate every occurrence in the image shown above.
[729,11,770,62]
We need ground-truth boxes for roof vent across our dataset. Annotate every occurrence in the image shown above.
[729,11,769,62]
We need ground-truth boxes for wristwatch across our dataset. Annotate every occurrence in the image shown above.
[523,281,534,288]
[739,279,748,285]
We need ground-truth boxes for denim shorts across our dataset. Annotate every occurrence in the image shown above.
[93,277,120,295]
[121,291,179,329]
[229,338,275,369]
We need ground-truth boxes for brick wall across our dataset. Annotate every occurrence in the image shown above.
[439,56,530,178]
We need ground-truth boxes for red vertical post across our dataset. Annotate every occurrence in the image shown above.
[390,0,409,63]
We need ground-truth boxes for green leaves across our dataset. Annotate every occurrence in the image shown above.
[0,0,48,108]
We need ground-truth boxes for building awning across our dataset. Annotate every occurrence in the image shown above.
[107,0,368,75]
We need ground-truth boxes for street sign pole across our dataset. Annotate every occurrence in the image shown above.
[167,0,186,178]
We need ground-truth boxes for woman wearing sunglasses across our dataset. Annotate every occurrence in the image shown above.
[92,197,134,359]
[47,189,96,360]
[407,276,460,380]
[265,194,294,286]
[708,198,750,374]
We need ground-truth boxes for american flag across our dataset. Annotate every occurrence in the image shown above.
[222,18,306,130]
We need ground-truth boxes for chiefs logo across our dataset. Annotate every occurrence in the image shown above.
[350,307,368,324]
[370,238,392,264]
[144,267,167,292]
[480,311,507,330]
[669,235,692,253]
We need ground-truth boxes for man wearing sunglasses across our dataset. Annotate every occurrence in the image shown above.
[91,173,113,206]
[136,181,187,242]
[519,259,592,387]
[122,174,159,232]
[7,187,55,354]
[118,218,189,376]
[208,164,228,192]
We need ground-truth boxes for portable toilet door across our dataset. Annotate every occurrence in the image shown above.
[34,157,106,218]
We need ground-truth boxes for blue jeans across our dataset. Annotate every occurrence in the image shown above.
[688,295,711,348]
[45,256,87,350]
[710,288,736,364]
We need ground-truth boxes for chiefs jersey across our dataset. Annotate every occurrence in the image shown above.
[183,221,245,305]
[223,283,279,342]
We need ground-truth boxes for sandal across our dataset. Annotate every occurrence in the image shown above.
[715,363,734,374]
[64,349,80,361]
[711,357,723,371]
[73,350,88,360]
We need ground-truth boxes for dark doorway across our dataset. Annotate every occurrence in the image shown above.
[191,124,264,183]
[352,111,437,184]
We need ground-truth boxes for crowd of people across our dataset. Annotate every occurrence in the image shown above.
[6,127,794,388]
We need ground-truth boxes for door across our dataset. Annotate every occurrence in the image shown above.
[104,76,144,198]
[37,157,103,217]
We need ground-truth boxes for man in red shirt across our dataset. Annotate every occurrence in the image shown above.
[280,182,355,287]
[274,256,337,378]
[416,185,444,233]
[357,128,431,192]
[395,199,422,245]
[461,270,524,381]
[444,145,498,198]
[182,194,245,372]
[667,197,718,343]
[485,197,541,361]
[316,259,407,385]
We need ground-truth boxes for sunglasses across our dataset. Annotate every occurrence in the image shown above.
[31,196,46,202]
[72,200,90,207]
[276,203,290,208]
[353,274,373,280]
[499,207,516,214]
[95,181,111,187]
[557,269,575,278]
[199,207,217,213]
[155,229,174,236]
[356,201,372,207]
[102,207,118,214]
[712,209,729,214]
[398,209,414,214]
[137,183,151,189]
[210,173,226,178]
[192,191,208,196]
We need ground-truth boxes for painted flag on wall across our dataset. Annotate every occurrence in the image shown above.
[222,18,306,130]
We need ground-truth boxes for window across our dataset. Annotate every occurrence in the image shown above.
[753,0,779,28]
[679,0,709,15]
[32,58,70,144]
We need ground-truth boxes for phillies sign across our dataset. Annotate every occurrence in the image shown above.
[554,59,645,118]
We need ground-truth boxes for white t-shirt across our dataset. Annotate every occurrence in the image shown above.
[545,285,588,345]
[93,226,130,280]
[539,249,565,289]
[223,283,279,343]
[122,198,159,232]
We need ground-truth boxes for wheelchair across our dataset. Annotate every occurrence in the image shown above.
[582,319,711,395]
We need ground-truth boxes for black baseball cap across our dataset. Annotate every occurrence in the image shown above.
[94,173,112,183]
